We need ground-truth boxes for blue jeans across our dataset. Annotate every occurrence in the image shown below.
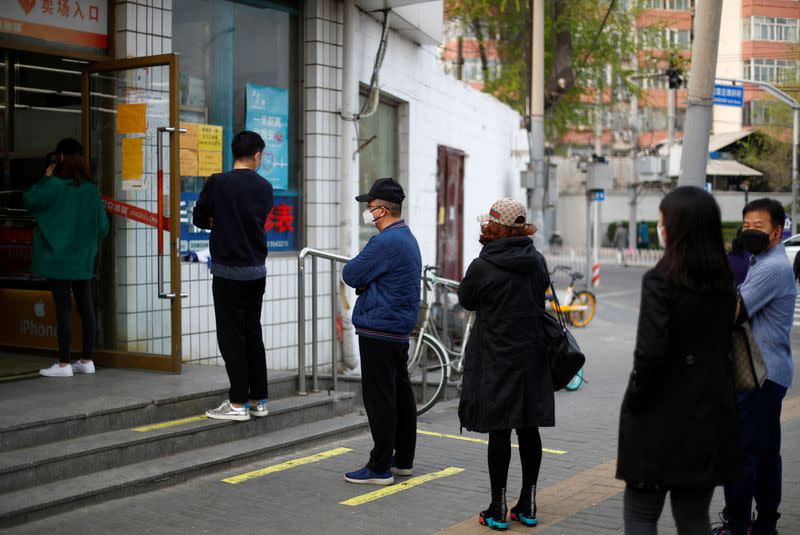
[723,380,788,535]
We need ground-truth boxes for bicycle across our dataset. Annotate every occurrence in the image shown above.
[407,266,472,415]
[545,265,597,328]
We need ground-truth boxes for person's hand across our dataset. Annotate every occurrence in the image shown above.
[45,164,55,177]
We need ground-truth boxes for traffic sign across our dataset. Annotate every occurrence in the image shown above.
[594,190,605,202]
[713,84,744,107]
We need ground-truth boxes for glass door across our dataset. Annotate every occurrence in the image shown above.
[82,54,183,372]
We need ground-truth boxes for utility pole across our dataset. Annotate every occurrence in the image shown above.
[338,0,359,371]
[678,0,723,188]
[529,0,545,249]
[666,62,681,174]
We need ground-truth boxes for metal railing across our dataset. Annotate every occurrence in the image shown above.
[297,247,351,395]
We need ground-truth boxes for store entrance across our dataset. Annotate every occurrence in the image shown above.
[0,51,183,378]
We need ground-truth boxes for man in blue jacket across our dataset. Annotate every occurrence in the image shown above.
[342,178,422,485]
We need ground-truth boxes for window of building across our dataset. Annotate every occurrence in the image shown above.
[641,0,689,10]
[358,96,400,248]
[744,100,793,127]
[173,0,301,254]
[744,16,800,43]
[666,28,690,49]
[745,58,799,83]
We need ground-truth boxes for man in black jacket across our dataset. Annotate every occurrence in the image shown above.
[193,131,274,421]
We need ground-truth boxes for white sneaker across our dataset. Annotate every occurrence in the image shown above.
[72,360,96,374]
[39,363,74,377]
[206,400,250,421]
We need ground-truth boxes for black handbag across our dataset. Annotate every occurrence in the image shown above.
[543,269,586,391]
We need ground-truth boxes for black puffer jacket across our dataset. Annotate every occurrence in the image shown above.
[616,266,741,488]
[457,236,555,432]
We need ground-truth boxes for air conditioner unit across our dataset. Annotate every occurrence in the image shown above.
[635,156,667,182]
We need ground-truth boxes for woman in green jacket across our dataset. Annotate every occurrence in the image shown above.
[24,138,109,377]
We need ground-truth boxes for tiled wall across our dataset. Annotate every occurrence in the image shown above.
[112,0,342,372]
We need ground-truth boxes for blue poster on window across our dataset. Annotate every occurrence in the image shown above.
[265,194,297,252]
[245,83,289,190]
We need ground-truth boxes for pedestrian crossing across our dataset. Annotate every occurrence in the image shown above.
[795,294,800,327]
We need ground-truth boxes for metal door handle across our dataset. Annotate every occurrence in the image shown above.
[156,126,188,300]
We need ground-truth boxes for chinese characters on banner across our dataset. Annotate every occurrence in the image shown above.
[245,83,289,190]
[179,194,297,254]
[0,1,108,50]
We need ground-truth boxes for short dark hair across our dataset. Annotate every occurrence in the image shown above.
[231,131,265,161]
[743,198,785,230]
[659,186,732,290]
[382,200,402,217]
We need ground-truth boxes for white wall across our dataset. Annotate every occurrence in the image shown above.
[355,9,527,274]
[714,0,744,135]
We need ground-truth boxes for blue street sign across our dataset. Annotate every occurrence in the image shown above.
[594,190,605,202]
[713,84,744,107]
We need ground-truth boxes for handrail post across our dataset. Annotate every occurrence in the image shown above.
[311,255,319,393]
[297,254,307,395]
[330,263,338,392]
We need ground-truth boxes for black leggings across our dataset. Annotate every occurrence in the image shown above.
[624,484,714,535]
[488,427,542,508]
[50,280,96,363]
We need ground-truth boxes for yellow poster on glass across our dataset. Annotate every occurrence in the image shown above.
[117,103,147,134]
[180,149,199,177]
[198,150,222,176]
[182,123,199,151]
[122,137,144,182]
[198,124,223,152]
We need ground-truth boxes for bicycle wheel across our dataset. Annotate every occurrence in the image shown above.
[568,291,596,327]
[408,333,450,416]
[564,369,584,392]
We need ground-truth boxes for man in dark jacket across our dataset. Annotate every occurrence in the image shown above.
[193,131,274,422]
[342,177,422,485]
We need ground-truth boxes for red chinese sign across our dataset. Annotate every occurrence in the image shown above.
[1,0,107,50]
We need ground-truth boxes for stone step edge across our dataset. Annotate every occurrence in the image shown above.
[0,391,355,474]
[0,413,369,528]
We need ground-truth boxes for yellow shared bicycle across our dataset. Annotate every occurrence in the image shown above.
[545,265,597,328]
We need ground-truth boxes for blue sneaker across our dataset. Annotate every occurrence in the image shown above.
[344,466,394,485]
[479,510,508,531]
[510,507,538,527]
[249,399,268,418]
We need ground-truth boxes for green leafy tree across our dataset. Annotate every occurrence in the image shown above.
[446,0,664,142]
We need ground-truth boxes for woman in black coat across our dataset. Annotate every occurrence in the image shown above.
[617,187,740,534]
[458,198,554,531]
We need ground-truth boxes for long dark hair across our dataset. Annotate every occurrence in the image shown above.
[659,186,733,290]
[53,138,91,185]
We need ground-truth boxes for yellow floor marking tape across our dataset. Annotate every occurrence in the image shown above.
[132,415,209,432]
[223,447,353,485]
[340,466,465,507]
[417,429,567,455]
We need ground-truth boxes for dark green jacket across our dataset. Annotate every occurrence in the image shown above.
[23,176,109,280]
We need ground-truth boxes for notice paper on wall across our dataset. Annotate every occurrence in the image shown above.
[245,83,289,190]
[198,149,222,176]
[182,123,199,151]
[117,103,147,134]
[180,149,199,177]
[198,124,223,151]
[121,137,144,189]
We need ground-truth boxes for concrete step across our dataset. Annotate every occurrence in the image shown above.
[0,413,369,527]
[1,370,299,451]
[0,391,355,493]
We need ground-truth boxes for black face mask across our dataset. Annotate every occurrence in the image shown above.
[741,229,772,255]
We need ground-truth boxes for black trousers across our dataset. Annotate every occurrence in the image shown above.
[212,276,268,404]
[359,336,417,473]
[623,485,714,535]
[50,279,96,364]
[723,379,788,535]
[487,427,542,511]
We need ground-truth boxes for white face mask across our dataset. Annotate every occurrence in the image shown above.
[657,224,666,249]
[362,208,376,225]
